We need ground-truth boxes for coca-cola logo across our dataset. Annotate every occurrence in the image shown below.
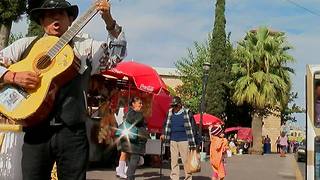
[112,69,123,74]
[140,84,154,92]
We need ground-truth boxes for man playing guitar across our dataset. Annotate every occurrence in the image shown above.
[0,0,127,179]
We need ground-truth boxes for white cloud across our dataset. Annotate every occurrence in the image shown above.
[80,0,213,67]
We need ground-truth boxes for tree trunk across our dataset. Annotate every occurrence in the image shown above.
[0,22,12,50]
[249,112,263,155]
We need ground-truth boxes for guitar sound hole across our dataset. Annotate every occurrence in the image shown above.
[36,55,52,70]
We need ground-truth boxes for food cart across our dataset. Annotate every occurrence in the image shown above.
[86,61,171,165]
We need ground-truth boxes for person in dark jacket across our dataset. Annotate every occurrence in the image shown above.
[118,97,148,180]
[160,96,200,180]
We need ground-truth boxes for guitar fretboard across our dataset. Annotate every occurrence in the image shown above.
[47,3,98,59]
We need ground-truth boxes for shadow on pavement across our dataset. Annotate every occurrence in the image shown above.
[134,171,210,180]
[191,176,211,180]
[135,171,162,179]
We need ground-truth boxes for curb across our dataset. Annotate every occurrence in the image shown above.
[291,155,303,180]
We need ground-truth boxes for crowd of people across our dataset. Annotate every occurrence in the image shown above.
[275,132,303,157]
[111,96,228,179]
[227,136,250,155]
[261,132,304,158]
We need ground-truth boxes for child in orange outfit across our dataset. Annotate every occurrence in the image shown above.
[209,125,228,180]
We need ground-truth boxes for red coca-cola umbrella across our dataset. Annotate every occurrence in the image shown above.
[225,127,252,141]
[147,91,172,133]
[193,113,224,127]
[102,61,168,94]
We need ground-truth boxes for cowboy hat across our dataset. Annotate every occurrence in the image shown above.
[29,0,79,24]
[170,96,182,106]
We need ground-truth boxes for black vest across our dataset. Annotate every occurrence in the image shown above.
[50,59,92,126]
[21,37,92,130]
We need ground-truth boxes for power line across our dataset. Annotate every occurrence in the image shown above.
[284,0,320,17]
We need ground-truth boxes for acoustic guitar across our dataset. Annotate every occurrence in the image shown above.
[0,2,101,126]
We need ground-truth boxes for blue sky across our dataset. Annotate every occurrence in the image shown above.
[11,0,320,128]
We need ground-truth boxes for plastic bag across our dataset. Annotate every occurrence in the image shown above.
[227,149,232,157]
[185,149,201,173]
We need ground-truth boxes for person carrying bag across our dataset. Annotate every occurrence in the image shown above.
[160,96,201,180]
[185,148,201,174]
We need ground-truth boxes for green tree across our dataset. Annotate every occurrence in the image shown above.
[26,20,44,37]
[281,92,305,123]
[0,0,26,49]
[175,40,210,112]
[231,27,294,154]
[206,0,231,118]
[8,33,24,45]
[26,0,45,37]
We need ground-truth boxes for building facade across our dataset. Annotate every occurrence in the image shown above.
[153,67,182,90]
[262,114,281,153]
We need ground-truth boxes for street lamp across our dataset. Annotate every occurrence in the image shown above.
[199,61,211,143]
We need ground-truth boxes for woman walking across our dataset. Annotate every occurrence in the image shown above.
[279,132,288,157]
[117,97,149,180]
[115,152,128,178]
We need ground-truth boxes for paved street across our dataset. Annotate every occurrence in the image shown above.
[298,162,305,180]
[87,154,301,180]
[225,154,296,180]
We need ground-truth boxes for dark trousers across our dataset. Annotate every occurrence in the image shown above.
[127,154,140,180]
[277,144,281,153]
[22,123,88,180]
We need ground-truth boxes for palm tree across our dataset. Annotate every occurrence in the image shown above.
[231,27,294,154]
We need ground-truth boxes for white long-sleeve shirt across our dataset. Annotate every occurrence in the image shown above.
[0,28,127,78]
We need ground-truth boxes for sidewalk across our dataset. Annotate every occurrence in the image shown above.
[86,154,297,180]
[225,154,296,180]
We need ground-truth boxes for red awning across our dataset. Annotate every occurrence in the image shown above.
[147,91,172,133]
[225,127,252,141]
[102,61,168,95]
[193,113,224,127]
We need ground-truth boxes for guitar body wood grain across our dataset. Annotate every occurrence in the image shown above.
[0,36,80,126]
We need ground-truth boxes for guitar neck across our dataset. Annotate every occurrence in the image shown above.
[47,3,99,59]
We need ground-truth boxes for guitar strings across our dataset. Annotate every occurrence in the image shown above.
[37,55,50,68]
[37,45,58,69]
[37,54,52,69]
[37,35,69,68]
